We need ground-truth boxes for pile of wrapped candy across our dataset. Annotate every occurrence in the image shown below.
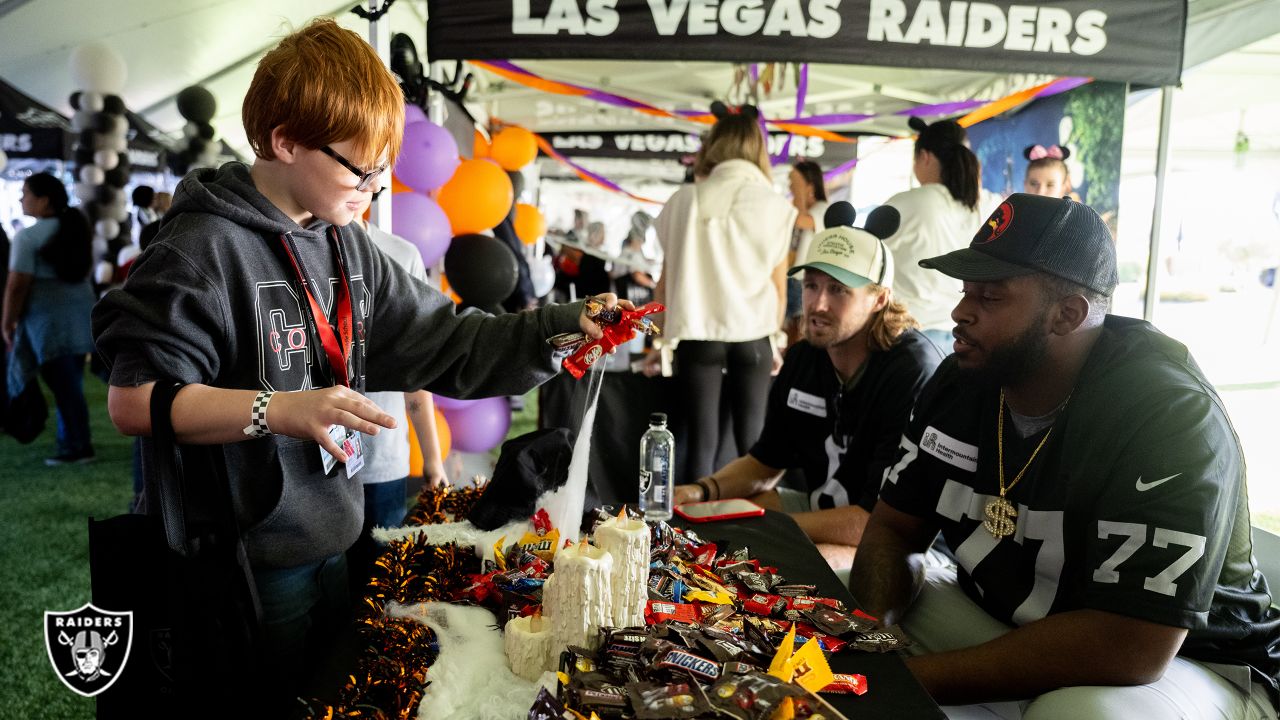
[451,508,909,719]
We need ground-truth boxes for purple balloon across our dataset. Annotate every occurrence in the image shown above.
[432,394,477,412]
[391,192,452,267]
[396,121,460,192]
[404,103,427,125]
[445,396,511,453]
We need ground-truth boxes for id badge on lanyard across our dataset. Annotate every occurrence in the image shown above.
[280,229,364,478]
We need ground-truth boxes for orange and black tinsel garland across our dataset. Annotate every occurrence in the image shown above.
[300,483,486,719]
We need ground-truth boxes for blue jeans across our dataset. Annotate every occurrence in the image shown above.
[252,553,350,699]
[348,479,409,593]
[40,353,92,455]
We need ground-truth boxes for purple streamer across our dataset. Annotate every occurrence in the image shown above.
[895,100,986,117]
[822,156,859,182]
[777,64,809,164]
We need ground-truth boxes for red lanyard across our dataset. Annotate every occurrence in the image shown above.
[279,229,354,387]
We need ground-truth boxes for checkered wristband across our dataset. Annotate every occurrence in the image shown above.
[242,390,275,438]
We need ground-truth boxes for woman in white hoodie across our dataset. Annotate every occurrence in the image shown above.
[654,104,797,483]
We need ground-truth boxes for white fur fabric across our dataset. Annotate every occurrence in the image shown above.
[387,602,556,720]
[372,519,533,564]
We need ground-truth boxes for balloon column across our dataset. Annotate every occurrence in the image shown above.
[68,42,130,279]
[391,107,457,268]
[171,85,222,176]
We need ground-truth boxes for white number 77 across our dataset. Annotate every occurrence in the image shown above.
[1093,522,1207,597]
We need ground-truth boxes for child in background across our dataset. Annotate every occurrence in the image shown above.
[1023,144,1073,199]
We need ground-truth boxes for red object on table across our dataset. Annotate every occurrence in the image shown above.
[561,301,665,379]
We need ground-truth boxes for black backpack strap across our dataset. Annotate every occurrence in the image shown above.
[149,380,190,555]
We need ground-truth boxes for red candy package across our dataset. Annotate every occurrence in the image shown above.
[741,593,786,617]
[820,673,868,695]
[645,600,700,624]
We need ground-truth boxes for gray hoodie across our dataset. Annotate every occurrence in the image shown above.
[93,162,582,568]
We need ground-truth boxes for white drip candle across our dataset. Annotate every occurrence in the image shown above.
[593,510,650,628]
[543,539,614,660]
[503,612,552,682]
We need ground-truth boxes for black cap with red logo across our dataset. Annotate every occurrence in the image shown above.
[919,193,1118,295]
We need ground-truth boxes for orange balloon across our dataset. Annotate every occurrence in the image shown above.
[513,203,546,245]
[391,174,414,194]
[439,274,463,304]
[408,408,452,476]
[437,159,513,235]
[473,129,491,159]
[491,126,538,171]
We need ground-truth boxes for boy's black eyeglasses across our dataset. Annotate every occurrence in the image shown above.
[320,145,386,192]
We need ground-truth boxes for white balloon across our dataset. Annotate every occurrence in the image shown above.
[69,43,127,94]
[94,259,114,285]
[0,149,7,172]
[112,114,129,137]
[81,91,104,113]
[183,122,199,139]
[92,239,108,261]
[112,135,128,153]
[113,202,130,222]
[73,182,97,204]
[71,110,93,132]
[530,255,556,298]
[117,244,140,267]
[95,218,120,240]
[79,164,105,185]
[94,149,118,170]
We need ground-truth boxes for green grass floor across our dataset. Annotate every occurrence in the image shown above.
[2,375,1278,717]
[0,375,131,718]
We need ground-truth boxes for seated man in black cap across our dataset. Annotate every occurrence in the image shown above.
[673,203,943,576]
[850,193,1280,719]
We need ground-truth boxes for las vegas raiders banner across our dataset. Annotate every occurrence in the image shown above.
[426,0,1187,87]
[541,130,858,163]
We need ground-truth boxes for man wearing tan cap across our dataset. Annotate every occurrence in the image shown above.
[852,193,1279,719]
[674,203,943,574]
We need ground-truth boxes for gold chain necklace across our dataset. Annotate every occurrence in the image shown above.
[983,390,1061,539]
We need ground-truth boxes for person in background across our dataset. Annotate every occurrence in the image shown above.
[882,118,983,351]
[851,194,1280,719]
[785,160,829,348]
[673,213,941,576]
[653,103,796,483]
[346,188,448,590]
[612,211,658,307]
[130,185,157,246]
[93,18,614,705]
[3,172,96,465]
[1023,144,1073,199]
[574,221,614,298]
[151,190,172,218]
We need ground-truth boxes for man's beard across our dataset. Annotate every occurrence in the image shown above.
[959,309,1050,386]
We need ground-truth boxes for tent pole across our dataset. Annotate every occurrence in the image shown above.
[368,0,392,229]
[1143,86,1175,323]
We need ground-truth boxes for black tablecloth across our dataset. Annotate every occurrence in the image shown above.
[675,510,945,719]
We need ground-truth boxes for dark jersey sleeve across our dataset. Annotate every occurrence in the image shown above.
[1079,388,1244,629]
[842,344,941,512]
[93,242,228,386]
[876,360,956,519]
[747,355,802,472]
[363,247,583,398]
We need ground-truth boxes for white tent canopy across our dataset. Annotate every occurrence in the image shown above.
[2,0,1277,161]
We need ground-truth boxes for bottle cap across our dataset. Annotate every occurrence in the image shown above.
[650,412,667,425]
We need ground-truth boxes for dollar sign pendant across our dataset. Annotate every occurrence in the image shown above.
[984,497,1017,538]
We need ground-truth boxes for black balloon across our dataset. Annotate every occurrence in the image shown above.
[78,129,96,149]
[444,234,519,307]
[103,95,125,115]
[176,86,217,124]
[95,185,119,206]
[69,91,82,111]
[195,122,216,140]
[104,167,129,188]
[92,111,114,133]
[507,170,525,201]
[74,148,95,167]
[188,137,210,155]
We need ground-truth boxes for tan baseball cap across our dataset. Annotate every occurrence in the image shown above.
[789,224,895,290]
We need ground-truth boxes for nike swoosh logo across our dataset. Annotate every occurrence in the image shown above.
[1136,473,1181,492]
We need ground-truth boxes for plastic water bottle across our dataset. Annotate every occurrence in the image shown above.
[639,413,675,521]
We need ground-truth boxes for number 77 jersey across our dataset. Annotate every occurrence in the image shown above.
[878,317,1280,695]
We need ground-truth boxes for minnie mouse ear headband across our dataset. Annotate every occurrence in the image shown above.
[1024,144,1071,161]
[710,100,760,121]
[789,201,899,290]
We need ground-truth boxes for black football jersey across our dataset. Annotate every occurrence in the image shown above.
[880,316,1280,700]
